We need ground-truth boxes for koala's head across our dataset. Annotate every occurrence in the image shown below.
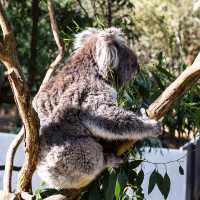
[73,27,139,87]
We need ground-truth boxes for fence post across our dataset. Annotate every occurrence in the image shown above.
[185,143,195,200]
[194,139,200,200]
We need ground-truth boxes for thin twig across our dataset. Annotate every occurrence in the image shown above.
[3,128,24,192]
[107,0,112,27]
[29,0,40,87]
[40,0,65,87]
[77,0,89,18]
[0,2,11,34]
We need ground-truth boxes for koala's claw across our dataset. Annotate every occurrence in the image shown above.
[150,120,162,137]
[140,107,148,120]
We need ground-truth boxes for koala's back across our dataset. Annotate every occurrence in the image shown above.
[33,51,94,123]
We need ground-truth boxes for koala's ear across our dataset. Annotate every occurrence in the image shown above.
[95,27,126,77]
[73,28,99,50]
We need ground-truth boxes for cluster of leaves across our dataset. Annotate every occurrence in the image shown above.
[82,164,144,200]
[148,170,170,200]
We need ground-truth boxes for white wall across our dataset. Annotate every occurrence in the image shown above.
[140,148,187,200]
[0,133,42,191]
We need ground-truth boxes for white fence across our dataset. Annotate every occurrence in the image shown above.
[0,133,187,199]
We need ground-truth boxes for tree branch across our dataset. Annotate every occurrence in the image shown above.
[3,127,24,193]
[28,0,40,88]
[1,0,64,197]
[107,0,112,27]
[0,1,39,196]
[77,0,89,18]
[148,52,200,119]
[40,0,64,86]
[0,2,11,34]
[117,52,200,156]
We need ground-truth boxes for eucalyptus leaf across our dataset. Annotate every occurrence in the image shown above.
[104,171,117,200]
[162,172,171,199]
[115,179,121,200]
[137,169,144,186]
[129,160,143,169]
[179,165,184,175]
[148,170,157,194]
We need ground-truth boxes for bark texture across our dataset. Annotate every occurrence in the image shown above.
[0,1,39,195]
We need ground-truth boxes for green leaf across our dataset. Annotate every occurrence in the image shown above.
[115,179,121,200]
[127,168,137,185]
[155,171,164,193]
[162,172,171,199]
[179,165,184,175]
[118,170,128,195]
[137,169,144,186]
[88,181,102,200]
[156,65,175,80]
[155,171,166,198]
[104,171,117,200]
[148,170,157,194]
[129,160,143,169]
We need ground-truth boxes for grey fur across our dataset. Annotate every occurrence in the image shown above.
[33,27,161,189]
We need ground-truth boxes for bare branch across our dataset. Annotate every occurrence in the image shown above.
[0,1,39,195]
[77,0,89,18]
[107,0,112,27]
[147,52,200,119]
[0,191,16,200]
[41,0,64,86]
[2,0,64,196]
[117,52,200,155]
[29,0,40,87]
[3,127,24,193]
[0,2,11,34]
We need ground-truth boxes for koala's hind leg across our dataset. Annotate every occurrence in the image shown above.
[38,136,106,189]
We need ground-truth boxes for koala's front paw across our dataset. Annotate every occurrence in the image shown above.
[140,107,148,120]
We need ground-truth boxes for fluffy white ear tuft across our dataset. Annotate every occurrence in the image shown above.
[95,27,126,77]
[73,28,99,50]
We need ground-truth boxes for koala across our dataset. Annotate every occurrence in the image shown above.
[33,27,161,189]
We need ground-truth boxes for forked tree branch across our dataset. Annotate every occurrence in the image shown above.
[117,52,200,156]
[0,1,39,197]
[1,0,65,197]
